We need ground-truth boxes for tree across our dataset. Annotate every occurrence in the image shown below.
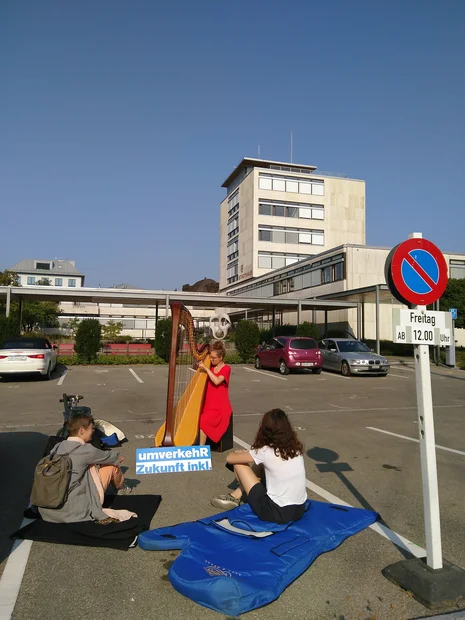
[296,321,320,340]
[74,319,102,363]
[155,318,172,362]
[0,270,20,286]
[0,316,20,345]
[102,320,124,341]
[439,279,465,329]
[234,320,260,362]
[36,277,52,286]
[21,301,60,332]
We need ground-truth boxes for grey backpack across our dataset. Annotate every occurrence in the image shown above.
[31,444,84,509]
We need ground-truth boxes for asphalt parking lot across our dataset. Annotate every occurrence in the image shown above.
[0,362,464,620]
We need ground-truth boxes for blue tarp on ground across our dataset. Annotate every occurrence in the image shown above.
[140,500,378,616]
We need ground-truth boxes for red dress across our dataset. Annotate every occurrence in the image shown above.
[199,364,232,443]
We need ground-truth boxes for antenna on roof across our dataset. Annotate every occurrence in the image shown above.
[290,132,293,163]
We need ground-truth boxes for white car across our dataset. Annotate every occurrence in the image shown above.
[0,337,58,380]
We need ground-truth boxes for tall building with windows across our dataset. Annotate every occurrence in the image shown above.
[220,158,366,290]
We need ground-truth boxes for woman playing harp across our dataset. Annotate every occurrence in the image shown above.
[154,303,210,447]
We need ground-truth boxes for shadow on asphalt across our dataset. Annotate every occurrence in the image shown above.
[307,446,413,561]
[0,431,48,566]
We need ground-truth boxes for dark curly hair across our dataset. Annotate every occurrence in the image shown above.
[251,408,303,460]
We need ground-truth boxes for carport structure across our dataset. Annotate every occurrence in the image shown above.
[0,284,358,338]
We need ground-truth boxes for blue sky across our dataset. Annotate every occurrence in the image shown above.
[1,0,464,289]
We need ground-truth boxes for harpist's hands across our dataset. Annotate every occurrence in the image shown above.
[198,361,206,371]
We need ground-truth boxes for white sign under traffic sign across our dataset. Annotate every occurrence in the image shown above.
[392,309,452,346]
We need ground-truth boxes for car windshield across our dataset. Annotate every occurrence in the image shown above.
[290,339,317,350]
[2,339,48,349]
[337,341,370,353]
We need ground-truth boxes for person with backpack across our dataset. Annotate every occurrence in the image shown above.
[38,412,135,524]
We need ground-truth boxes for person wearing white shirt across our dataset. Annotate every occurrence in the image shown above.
[211,408,307,524]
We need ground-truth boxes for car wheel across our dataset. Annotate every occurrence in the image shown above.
[312,368,322,374]
[42,364,52,381]
[279,360,290,375]
[255,357,262,369]
[341,361,351,377]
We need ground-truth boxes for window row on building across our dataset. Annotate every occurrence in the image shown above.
[259,173,324,196]
[450,260,465,279]
[258,251,308,270]
[21,276,77,287]
[227,189,239,218]
[227,215,239,239]
[259,199,324,220]
[227,239,239,262]
[258,225,324,246]
[227,260,239,284]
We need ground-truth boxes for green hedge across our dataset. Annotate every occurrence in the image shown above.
[58,351,244,366]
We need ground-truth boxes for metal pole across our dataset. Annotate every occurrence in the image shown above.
[375,285,380,354]
[18,297,23,330]
[414,303,443,570]
[272,307,276,337]
[6,287,11,317]
[155,302,158,336]
[165,295,170,318]
[297,300,302,326]
[361,300,365,341]
[324,310,328,337]
[356,303,361,340]
[245,309,248,320]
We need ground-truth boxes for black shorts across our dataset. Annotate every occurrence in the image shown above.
[247,482,306,525]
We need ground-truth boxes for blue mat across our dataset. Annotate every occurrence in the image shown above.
[140,500,378,616]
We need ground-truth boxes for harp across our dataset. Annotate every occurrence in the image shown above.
[155,303,210,447]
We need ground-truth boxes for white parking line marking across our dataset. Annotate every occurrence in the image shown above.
[389,373,411,379]
[233,435,426,558]
[128,369,144,384]
[322,371,350,380]
[329,404,349,409]
[366,427,465,457]
[243,367,287,381]
[57,370,67,386]
[0,519,33,620]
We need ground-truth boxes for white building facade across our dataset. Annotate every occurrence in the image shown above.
[220,158,366,291]
[9,259,85,288]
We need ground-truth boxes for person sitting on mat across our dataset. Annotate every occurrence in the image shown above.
[197,341,232,447]
[39,412,136,524]
[210,408,307,524]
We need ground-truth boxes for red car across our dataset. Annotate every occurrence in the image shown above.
[255,337,323,375]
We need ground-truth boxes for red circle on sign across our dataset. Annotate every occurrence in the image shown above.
[390,238,448,305]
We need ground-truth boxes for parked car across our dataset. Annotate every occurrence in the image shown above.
[255,337,323,375]
[318,338,390,377]
[0,337,58,380]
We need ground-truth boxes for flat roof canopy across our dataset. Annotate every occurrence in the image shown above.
[316,284,395,304]
[0,285,358,313]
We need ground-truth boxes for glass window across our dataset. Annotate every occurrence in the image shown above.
[258,255,272,269]
[285,256,299,266]
[68,279,76,287]
[259,203,272,216]
[450,265,465,279]
[299,182,312,194]
[312,183,324,196]
[55,278,63,286]
[27,277,36,285]
[274,205,285,217]
[36,262,50,270]
[312,233,324,245]
[322,266,331,283]
[299,207,312,219]
[259,176,272,190]
[286,231,298,244]
[290,339,317,350]
[259,229,272,241]
[287,206,298,218]
[272,179,286,191]
[286,180,299,193]
[334,262,344,281]
[299,232,312,244]
[272,256,285,269]
[273,230,286,243]
[312,208,324,220]
[310,270,321,286]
